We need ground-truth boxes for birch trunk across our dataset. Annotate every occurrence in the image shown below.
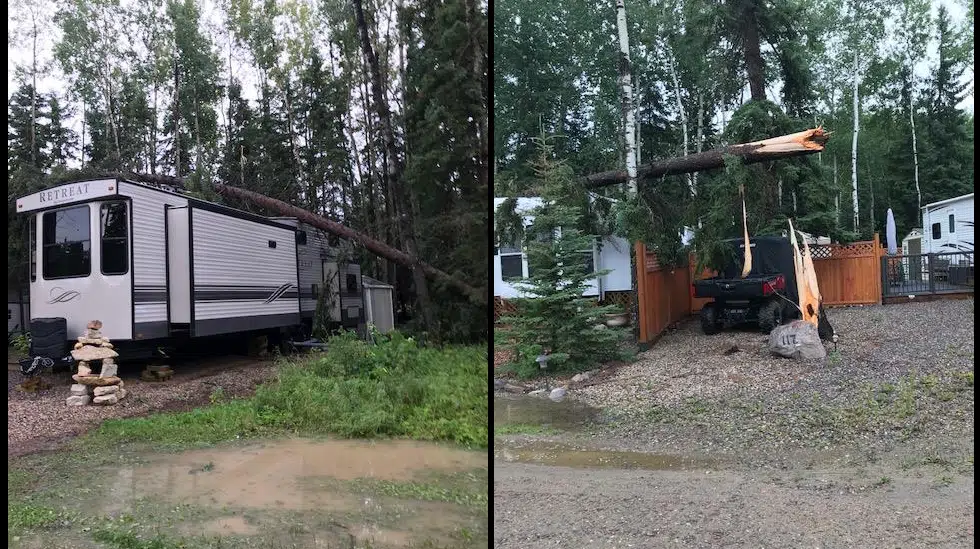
[615,0,638,194]
[909,92,921,212]
[870,177,875,231]
[851,49,860,233]
[693,92,703,191]
[615,0,639,341]
[666,46,693,196]
[833,155,839,225]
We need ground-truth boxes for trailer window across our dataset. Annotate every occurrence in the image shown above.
[42,206,91,279]
[497,238,524,280]
[346,274,358,293]
[932,222,941,240]
[101,202,129,275]
[29,216,36,282]
[949,214,955,233]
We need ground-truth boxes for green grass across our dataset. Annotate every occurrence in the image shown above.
[90,331,489,449]
[8,503,63,532]
[346,478,488,509]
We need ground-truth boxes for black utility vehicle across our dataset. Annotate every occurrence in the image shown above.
[693,236,803,335]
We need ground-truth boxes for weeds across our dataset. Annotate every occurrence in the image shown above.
[92,331,488,449]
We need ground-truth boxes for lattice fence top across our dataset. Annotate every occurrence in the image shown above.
[645,252,661,272]
[600,290,633,313]
[810,240,879,260]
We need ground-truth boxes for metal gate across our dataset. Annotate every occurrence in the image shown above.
[881,251,974,297]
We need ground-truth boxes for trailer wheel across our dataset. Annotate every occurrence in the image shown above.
[758,299,784,334]
[700,303,722,335]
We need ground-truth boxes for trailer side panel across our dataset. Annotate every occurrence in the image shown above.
[190,208,300,337]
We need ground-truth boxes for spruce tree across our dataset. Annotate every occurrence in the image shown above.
[499,136,629,378]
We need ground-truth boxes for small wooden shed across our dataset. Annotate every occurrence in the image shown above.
[362,276,395,334]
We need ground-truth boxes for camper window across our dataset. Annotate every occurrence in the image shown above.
[949,214,955,233]
[932,222,941,240]
[42,205,91,279]
[100,202,129,275]
[497,238,523,280]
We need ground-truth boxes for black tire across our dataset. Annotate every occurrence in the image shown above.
[758,299,784,334]
[700,303,722,335]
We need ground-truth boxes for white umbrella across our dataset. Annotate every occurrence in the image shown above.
[886,208,898,255]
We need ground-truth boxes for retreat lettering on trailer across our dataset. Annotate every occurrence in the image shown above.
[39,183,92,203]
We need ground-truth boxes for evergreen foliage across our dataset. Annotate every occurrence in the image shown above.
[498,137,630,378]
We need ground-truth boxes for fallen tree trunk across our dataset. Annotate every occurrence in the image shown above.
[585,127,831,188]
[213,184,485,306]
[121,172,485,306]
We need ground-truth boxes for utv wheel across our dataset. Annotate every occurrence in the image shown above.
[700,303,722,335]
[758,299,784,334]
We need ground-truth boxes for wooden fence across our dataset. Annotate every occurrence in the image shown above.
[637,234,884,343]
[493,235,886,346]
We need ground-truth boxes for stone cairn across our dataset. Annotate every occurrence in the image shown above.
[66,320,127,406]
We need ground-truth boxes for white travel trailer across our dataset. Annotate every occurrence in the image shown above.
[493,197,633,300]
[921,193,974,254]
[16,178,364,350]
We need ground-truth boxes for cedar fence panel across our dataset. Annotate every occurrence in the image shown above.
[809,233,883,306]
[636,242,692,344]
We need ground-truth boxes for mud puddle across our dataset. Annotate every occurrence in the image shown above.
[494,394,600,430]
[495,440,716,471]
[106,438,485,511]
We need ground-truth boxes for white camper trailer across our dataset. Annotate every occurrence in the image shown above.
[16,178,363,350]
[921,193,975,254]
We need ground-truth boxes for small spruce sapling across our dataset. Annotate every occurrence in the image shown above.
[498,136,629,377]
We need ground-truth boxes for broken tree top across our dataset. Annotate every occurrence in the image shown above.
[585,127,831,188]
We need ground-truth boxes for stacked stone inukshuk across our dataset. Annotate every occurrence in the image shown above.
[66,320,127,406]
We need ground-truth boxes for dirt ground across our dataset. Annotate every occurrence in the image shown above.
[9,351,489,548]
[7,353,277,457]
[493,301,975,548]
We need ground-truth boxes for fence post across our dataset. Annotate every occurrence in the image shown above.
[872,233,882,303]
[928,253,935,294]
[634,241,649,345]
[880,256,888,302]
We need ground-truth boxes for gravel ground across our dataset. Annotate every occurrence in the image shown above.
[8,356,277,457]
[494,461,974,549]
[565,300,976,460]
[494,300,975,548]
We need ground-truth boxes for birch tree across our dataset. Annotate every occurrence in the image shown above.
[841,0,888,233]
[894,0,931,213]
[615,0,638,195]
